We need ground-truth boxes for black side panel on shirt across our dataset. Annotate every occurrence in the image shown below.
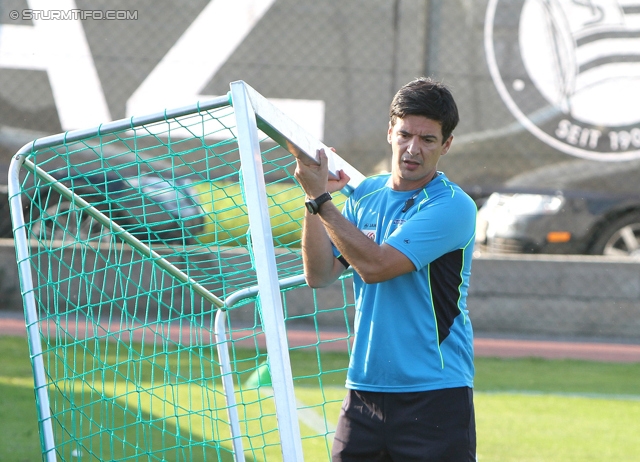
[337,255,350,268]
[429,249,464,344]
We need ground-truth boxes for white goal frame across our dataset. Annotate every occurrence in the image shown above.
[8,80,363,462]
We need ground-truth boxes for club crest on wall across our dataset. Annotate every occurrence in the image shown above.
[485,0,640,161]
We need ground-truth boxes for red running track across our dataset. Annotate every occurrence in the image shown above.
[1,315,639,363]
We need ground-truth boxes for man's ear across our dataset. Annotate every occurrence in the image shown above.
[387,121,393,144]
[441,135,454,156]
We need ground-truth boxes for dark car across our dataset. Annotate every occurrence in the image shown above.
[27,169,204,246]
[1,129,200,245]
[474,158,640,258]
[0,184,11,238]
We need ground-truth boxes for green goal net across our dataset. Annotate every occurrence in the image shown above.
[8,81,364,462]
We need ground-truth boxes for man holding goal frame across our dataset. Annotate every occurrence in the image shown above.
[295,77,477,461]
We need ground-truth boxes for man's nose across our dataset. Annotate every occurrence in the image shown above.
[407,137,420,155]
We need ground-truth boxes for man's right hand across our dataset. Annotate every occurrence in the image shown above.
[295,148,350,198]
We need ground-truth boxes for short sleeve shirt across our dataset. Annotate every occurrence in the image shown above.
[338,172,477,392]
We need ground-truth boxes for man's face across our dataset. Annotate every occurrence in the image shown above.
[387,114,453,191]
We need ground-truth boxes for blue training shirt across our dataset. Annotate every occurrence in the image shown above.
[337,172,477,392]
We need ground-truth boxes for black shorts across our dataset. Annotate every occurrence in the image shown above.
[331,387,476,462]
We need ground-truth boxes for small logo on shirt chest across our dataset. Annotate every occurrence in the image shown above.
[361,222,378,240]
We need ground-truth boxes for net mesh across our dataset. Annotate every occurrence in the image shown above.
[11,98,354,461]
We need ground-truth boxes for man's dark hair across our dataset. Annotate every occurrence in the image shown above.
[389,77,459,142]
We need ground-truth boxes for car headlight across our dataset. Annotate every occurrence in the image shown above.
[501,193,564,216]
[477,192,567,245]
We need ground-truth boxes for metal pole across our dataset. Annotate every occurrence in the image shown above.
[230,81,304,462]
[7,153,58,462]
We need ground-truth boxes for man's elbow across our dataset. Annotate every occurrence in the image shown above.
[357,263,412,284]
[359,272,385,285]
[304,273,334,289]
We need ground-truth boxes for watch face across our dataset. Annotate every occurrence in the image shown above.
[305,201,317,214]
[305,193,330,214]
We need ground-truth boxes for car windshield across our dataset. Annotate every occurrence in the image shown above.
[126,176,200,217]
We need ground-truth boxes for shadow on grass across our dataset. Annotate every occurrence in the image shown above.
[0,378,251,462]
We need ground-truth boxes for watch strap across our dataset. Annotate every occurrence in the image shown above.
[305,192,332,214]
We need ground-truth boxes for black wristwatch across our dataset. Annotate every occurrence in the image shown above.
[305,192,332,214]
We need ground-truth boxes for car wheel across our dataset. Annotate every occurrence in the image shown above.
[590,212,640,257]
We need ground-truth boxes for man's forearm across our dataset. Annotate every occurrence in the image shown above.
[294,149,413,284]
[313,197,417,283]
[301,208,344,287]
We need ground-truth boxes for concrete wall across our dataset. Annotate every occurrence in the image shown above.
[0,239,22,310]
[468,254,640,340]
[2,238,639,341]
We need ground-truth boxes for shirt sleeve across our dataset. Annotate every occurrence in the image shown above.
[385,193,476,270]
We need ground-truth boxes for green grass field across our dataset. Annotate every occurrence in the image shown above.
[1,335,639,462]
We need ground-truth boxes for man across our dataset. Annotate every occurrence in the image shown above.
[294,77,477,461]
